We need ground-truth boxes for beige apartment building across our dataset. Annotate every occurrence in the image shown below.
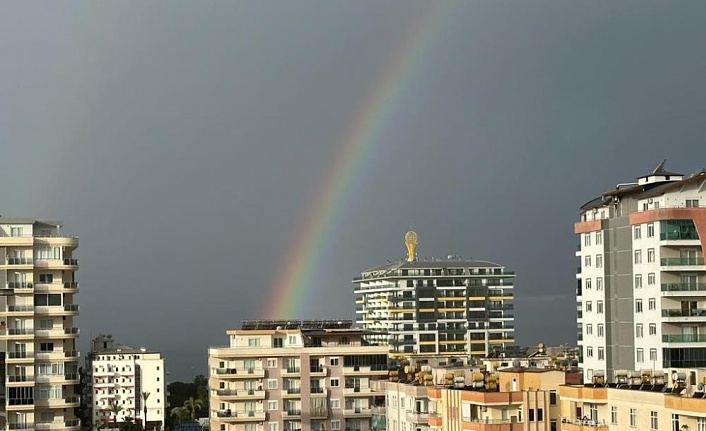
[373,360,567,431]
[208,320,388,431]
[559,369,706,431]
[0,218,81,431]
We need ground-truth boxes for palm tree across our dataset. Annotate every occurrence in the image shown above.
[141,392,151,431]
[108,402,124,424]
[183,397,204,422]
[170,406,190,425]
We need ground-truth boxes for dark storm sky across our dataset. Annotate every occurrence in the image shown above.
[2,1,706,379]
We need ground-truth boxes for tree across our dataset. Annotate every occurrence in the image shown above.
[183,397,204,422]
[142,392,151,431]
[170,407,190,426]
[108,403,124,424]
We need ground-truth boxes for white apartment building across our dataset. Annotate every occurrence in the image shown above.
[353,231,515,358]
[85,335,165,430]
[575,161,706,381]
[208,320,388,431]
[0,217,81,431]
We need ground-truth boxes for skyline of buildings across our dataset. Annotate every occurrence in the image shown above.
[575,161,706,382]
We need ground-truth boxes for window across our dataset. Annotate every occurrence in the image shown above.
[630,408,637,427]
[331,420,341,431]
[537,408,544,421]
[647,248,655,263]
[650,349,657,362]
[330,378,339,387]
[598,347,604,360]
[686,199,700,208]
[584,234,591,247]
[39,342,54,352]
[597,324,604,337]
[329,357,339,367]
[597,301,603,314]
[649,298,656,310]
[637,348,644,363]
[330,399,340,409]
[697,417,706,431]
[649,323,657,335]
[596,232,602,245]
[635,274,642,288]
[597,277,603,290]
[636,299,643,313]
[248,338,260,347]
[267,400,277,411]
[267,379,277,390]
[585,256,592,267]
[635,250,642,264]
[586,346,593,357]
[611,406,618,424]
[585,278,592,290]
[39,274,53,283]
[586,301,592,312]
[636,324,643,338]
[647,223,655,238]
[650,411,658,430]
[220,425,225,431]
[635,226,642,239]
[267,423,278,431]
[529,409,535,421]
[596,255,603,268]
[586,324,593,335]
[549,391,557,405]
[267,358,277,369]
[648,273,655,285]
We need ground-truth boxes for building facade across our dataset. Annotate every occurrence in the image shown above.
[83,334,165,430]
[374,364,566,431]
[575,161,706,381]
[559,369,706,431]
[208,320,388,431]
[353,231,515,358]
[0,217,81,431]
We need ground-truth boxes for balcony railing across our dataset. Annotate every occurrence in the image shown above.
[64,282,79,289]
[64,327,80,334]
[660,232,700,241]
[284,367,301,373]
[9,423,34,429]
[8,375,33,382]
[8,282,33,289]
[8,305,34,312]
[662,309,706,317]
[7,257,33,265]
[64,304,79,312]
[661,283,706,292]
[661,257,705,266]
[215,368,237,375]
[663,334,706,342]
[8,351,33,359]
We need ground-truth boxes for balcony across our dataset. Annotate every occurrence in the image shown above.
[344,365,388,376]
[8,423,34,430]
[282,388,302,398]
[283,409,302,418]
[213,410,266,422]
[33,236,79,247]
[560,418,608,431]
[6,257,33,265]
[310,387,328,397]
[214,389,265,399]
[661,308,706,322]
[214,368,238,376]
[660,257,706,270]
[462,419,524,431]
[662,334,706,343]
[8,375,34,383]
[661,283,706,295]
[282,366,301,375]
[64,282,79,291]
[8,282,33,290]
[310,365,327,376]
[6,305,34,315]
[344,407,372,417]
[406,411,435,423]
[7,351,34,360]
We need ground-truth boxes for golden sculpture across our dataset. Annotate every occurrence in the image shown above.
[404,231,418,262]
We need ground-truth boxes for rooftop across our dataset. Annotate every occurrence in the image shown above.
[240,319,353,331]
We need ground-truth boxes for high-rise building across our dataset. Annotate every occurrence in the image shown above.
[575,161,706,381]
[208,320,387,431]
[82,334,165,430]
[353,231,515,357]
[0,217,81,430]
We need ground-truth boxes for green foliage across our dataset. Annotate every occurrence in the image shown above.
[166,375,208,430]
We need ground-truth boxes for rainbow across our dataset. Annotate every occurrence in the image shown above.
[264,4,455,319]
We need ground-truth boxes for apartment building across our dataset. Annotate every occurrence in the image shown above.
[373,361,566,431]
[82,334,165,430]
[353,231,515,358]
[575,161,706,381]
[559,369,706,431]
[208,320,388,431]
[0,217,81,431]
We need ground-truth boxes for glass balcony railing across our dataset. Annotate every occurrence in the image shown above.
[661,232,699,240]
[662,334,706,342]
[661,257,705,266]
[661,283,706,292]
[662,309,706,317]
